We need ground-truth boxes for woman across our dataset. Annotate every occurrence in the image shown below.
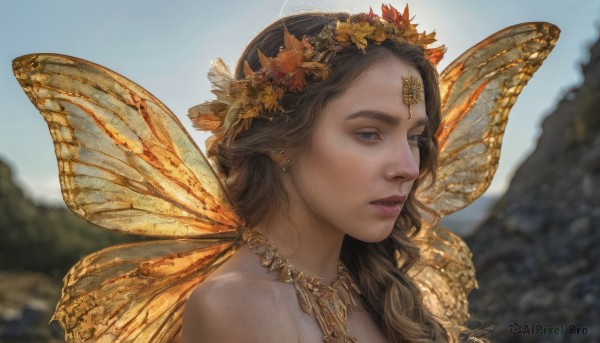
[183,8,448,343]
[13,2,557,342]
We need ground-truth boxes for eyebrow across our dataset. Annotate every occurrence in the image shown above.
[345,110,428,128]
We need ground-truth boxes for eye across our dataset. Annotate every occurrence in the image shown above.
[408,134,420,143]
[408,132,426,146]
[355,130,381,143]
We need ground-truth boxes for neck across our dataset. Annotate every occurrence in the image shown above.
[244,223,361,343]
[252,200,346,285]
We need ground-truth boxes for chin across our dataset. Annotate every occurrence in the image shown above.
[351,224,395,243]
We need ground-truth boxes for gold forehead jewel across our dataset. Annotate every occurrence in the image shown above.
[402,75,424,119]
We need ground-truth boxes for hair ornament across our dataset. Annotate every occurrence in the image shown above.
[402,75,424,118]
[188,3,445,153]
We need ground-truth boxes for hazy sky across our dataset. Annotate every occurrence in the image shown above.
[1,0,599,204]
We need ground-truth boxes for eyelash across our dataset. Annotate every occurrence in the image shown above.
[408,133,425,145]
[356,131,381,142]
[355,130,427,145]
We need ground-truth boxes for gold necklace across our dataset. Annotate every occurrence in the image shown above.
[243,229,362,343]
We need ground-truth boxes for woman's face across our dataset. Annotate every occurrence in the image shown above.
[291,56,428,242]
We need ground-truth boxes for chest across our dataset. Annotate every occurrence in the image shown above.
[280,285,388,343]
[348,309,389,343]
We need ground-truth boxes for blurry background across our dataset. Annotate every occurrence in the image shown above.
[1,0,598,341]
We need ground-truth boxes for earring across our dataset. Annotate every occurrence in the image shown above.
[275,150,291,173]
[281,158,291,173]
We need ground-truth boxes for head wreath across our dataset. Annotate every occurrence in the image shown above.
[188,4,445,153]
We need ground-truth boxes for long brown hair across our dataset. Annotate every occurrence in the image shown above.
[210,13,448,342]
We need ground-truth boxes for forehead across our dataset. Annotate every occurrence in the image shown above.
[322,56,426,121]
[350,56,419,98]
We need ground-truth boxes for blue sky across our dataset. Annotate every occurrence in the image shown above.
[1,0,599,204]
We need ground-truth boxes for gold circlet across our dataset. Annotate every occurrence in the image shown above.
[243,229,361,343]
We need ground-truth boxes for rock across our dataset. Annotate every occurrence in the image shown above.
[582,174,600,197]
[503,210,546,237]
[569,216,591,235]
[466,31,600,342]
[0,272,63,342]
[518,288,556,312]
[0,306,42,338]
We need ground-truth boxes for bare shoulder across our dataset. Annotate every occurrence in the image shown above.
[182,247,298,343]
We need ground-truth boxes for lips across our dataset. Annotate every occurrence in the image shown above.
[370,195,407,217]
[370,195,407,205]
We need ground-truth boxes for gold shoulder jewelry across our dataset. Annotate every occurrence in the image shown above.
[243,229,362,343]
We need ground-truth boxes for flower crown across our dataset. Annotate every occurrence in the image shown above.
[188,4,445,152]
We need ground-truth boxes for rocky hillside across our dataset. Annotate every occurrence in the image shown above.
[466,33,600,342]
[0,159,143,341]
[0,159,139,277]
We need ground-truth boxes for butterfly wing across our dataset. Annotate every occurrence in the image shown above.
[53,239,239,342]
[13,54,241,238]
[409,23,560,340]
[408,223,477,340]
[13,54,244,342]
[417,22,560,216]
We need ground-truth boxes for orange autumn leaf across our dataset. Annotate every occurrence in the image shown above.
[273,29,327,90]
[367,7,376,20]
[273,50,303,74]
[283,28,305,51]
[257,50,275,72]
[243,61,254,77]
[288,72,307,91]
[273,29,314,73]
[381,3,405,27]
[426,45,447,66]
[401,4,410,22]
[193,112,221,131]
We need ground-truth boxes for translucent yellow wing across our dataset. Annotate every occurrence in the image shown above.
[13,54,244,342]
[53,239,239,342]
[408,219,478,340]
[409,23,560,341]
[13,54,241,238]
[417,22,560,216]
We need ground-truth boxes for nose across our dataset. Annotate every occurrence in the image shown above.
[383,141,420,182]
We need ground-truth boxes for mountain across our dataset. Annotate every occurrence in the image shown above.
[466,31,600,342]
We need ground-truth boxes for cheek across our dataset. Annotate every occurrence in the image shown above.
[300,132,369,196]
[414,148,421,170]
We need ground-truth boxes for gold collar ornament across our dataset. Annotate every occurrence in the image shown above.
[188,4,444,153]
[243,230,361,343]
